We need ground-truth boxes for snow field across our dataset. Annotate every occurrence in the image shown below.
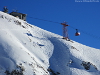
[0,11,100,75]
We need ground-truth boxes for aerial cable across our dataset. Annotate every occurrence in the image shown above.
[28,16,60,24]
[78,29,100,39]
[69,25,100,40]
[27,16,100,40]
[70,25,100,40]
[1,6,100,40]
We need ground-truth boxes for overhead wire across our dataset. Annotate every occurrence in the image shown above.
[27,16,100,40]
[28,17,60,24]
[78,29,100,39]
[1,6,100,40]
[65,24,100,40]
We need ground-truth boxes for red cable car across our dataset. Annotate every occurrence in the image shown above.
[75,29,80,36]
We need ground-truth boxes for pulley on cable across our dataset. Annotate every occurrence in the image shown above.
[75,29,80,36]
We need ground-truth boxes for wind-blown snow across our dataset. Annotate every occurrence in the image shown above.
[0,11,100,75]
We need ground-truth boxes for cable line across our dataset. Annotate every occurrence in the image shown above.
[28,16,100,40]
[28,16,60,24]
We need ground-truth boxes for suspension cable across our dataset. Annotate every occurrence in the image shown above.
[27,16,100,40]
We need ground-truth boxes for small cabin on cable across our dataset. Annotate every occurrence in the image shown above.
[75,29,80,36]
[10,11,27,21]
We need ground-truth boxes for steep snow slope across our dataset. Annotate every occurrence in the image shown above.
[0,11,100,75]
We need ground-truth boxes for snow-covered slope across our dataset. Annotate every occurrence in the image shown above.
[0,11,100,75]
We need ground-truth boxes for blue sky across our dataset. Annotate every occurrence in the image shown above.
[0,0,100,49]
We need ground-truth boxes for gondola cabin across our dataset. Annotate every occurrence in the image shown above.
[10,12,27,21]
[75,32,80,36]
[75,29,80,36]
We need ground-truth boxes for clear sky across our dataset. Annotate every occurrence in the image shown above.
[0,0,100,49]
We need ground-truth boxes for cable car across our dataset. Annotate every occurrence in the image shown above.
[75,29,80,36]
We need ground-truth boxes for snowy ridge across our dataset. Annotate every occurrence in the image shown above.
[0,11,100,75]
